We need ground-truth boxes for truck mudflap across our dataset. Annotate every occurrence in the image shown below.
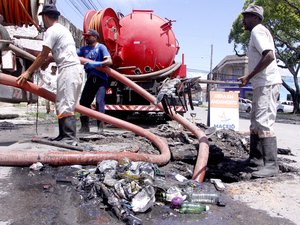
[104,104,186,112]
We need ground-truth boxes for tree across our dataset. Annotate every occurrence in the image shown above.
[229,0,300,113]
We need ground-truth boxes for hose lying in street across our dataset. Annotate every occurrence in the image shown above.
[0,67,209,182]
[0,72,171,166]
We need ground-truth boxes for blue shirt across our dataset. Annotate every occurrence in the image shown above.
[77,43,111,80]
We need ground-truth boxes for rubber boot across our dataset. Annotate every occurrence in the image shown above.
[61,116,78,146]
[50,119,64,141]
[252,137,279,178]
[97,120,104,134]
[79,116,90,133]
[247,134,264,168]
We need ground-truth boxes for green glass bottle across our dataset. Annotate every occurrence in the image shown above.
[179,202,209,214]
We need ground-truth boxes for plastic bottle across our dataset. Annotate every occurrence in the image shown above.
[179,202,209,214]
[189,193,220,204]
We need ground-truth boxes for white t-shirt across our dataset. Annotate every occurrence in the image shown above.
[248,24,282,89]
[43,23,80,68]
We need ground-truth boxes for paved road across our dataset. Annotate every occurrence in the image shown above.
[0,103,299,224]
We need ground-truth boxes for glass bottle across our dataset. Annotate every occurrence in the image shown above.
[179,202,209,214]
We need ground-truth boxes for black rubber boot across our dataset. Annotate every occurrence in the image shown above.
[61,116,78,146]
[252,137,279,178]
[97,120,104,134]
[247,134,264,167]
[79,116,90,133]
[50,119,64,141]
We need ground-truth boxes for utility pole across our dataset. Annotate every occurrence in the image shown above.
[206,44,213,126]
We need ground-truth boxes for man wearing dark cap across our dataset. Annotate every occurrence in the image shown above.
[17,4,83,145]
[239,4,282,178]
[77,29,112,133]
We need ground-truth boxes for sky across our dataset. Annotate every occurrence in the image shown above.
[56,0,245,72]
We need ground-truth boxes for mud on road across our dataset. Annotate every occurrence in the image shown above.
[0,106,299,225]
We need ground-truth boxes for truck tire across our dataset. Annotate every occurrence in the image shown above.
[0,24,11,51]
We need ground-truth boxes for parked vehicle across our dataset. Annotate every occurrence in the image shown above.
[192,100,202,106]
[277,100,294,113]
[239,98,252,113]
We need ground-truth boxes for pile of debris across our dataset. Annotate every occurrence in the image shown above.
[69,158,225,225]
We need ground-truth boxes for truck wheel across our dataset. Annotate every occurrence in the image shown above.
[0,24,11,51]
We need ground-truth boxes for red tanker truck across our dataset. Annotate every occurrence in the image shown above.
[84,8,187,119]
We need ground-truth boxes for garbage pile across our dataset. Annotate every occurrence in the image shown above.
[74,158,226,225]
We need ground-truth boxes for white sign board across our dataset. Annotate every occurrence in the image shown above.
[210,91,239,131]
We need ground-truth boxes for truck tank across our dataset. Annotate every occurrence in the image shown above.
[85,8,187,118]
[116,9,179,75]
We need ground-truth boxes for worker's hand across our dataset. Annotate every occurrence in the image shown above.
[84,61,102,70]
[16,71,31,86]
[238,75,249,87]
[41,61,50,71]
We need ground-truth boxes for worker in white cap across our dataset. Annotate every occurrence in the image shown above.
[239,4,282,178]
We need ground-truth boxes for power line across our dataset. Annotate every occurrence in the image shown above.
[73,1,88,16]
[95,0,104,9]
[80,0,92,11]
[57,0,83,18]
[64,0,84,17]
[87,0,98,10]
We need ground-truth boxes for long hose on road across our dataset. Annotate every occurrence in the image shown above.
[0,72,170,166]
[0,66,209,182]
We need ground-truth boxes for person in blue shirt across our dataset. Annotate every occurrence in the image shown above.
[77,29,112,133]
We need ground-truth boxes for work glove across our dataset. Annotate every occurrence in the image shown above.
[84,61,102,70]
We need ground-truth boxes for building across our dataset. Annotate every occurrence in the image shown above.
[211,55,252,99]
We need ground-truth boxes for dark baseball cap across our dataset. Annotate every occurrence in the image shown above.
[39,4,60,16]
[83,29,100,38]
